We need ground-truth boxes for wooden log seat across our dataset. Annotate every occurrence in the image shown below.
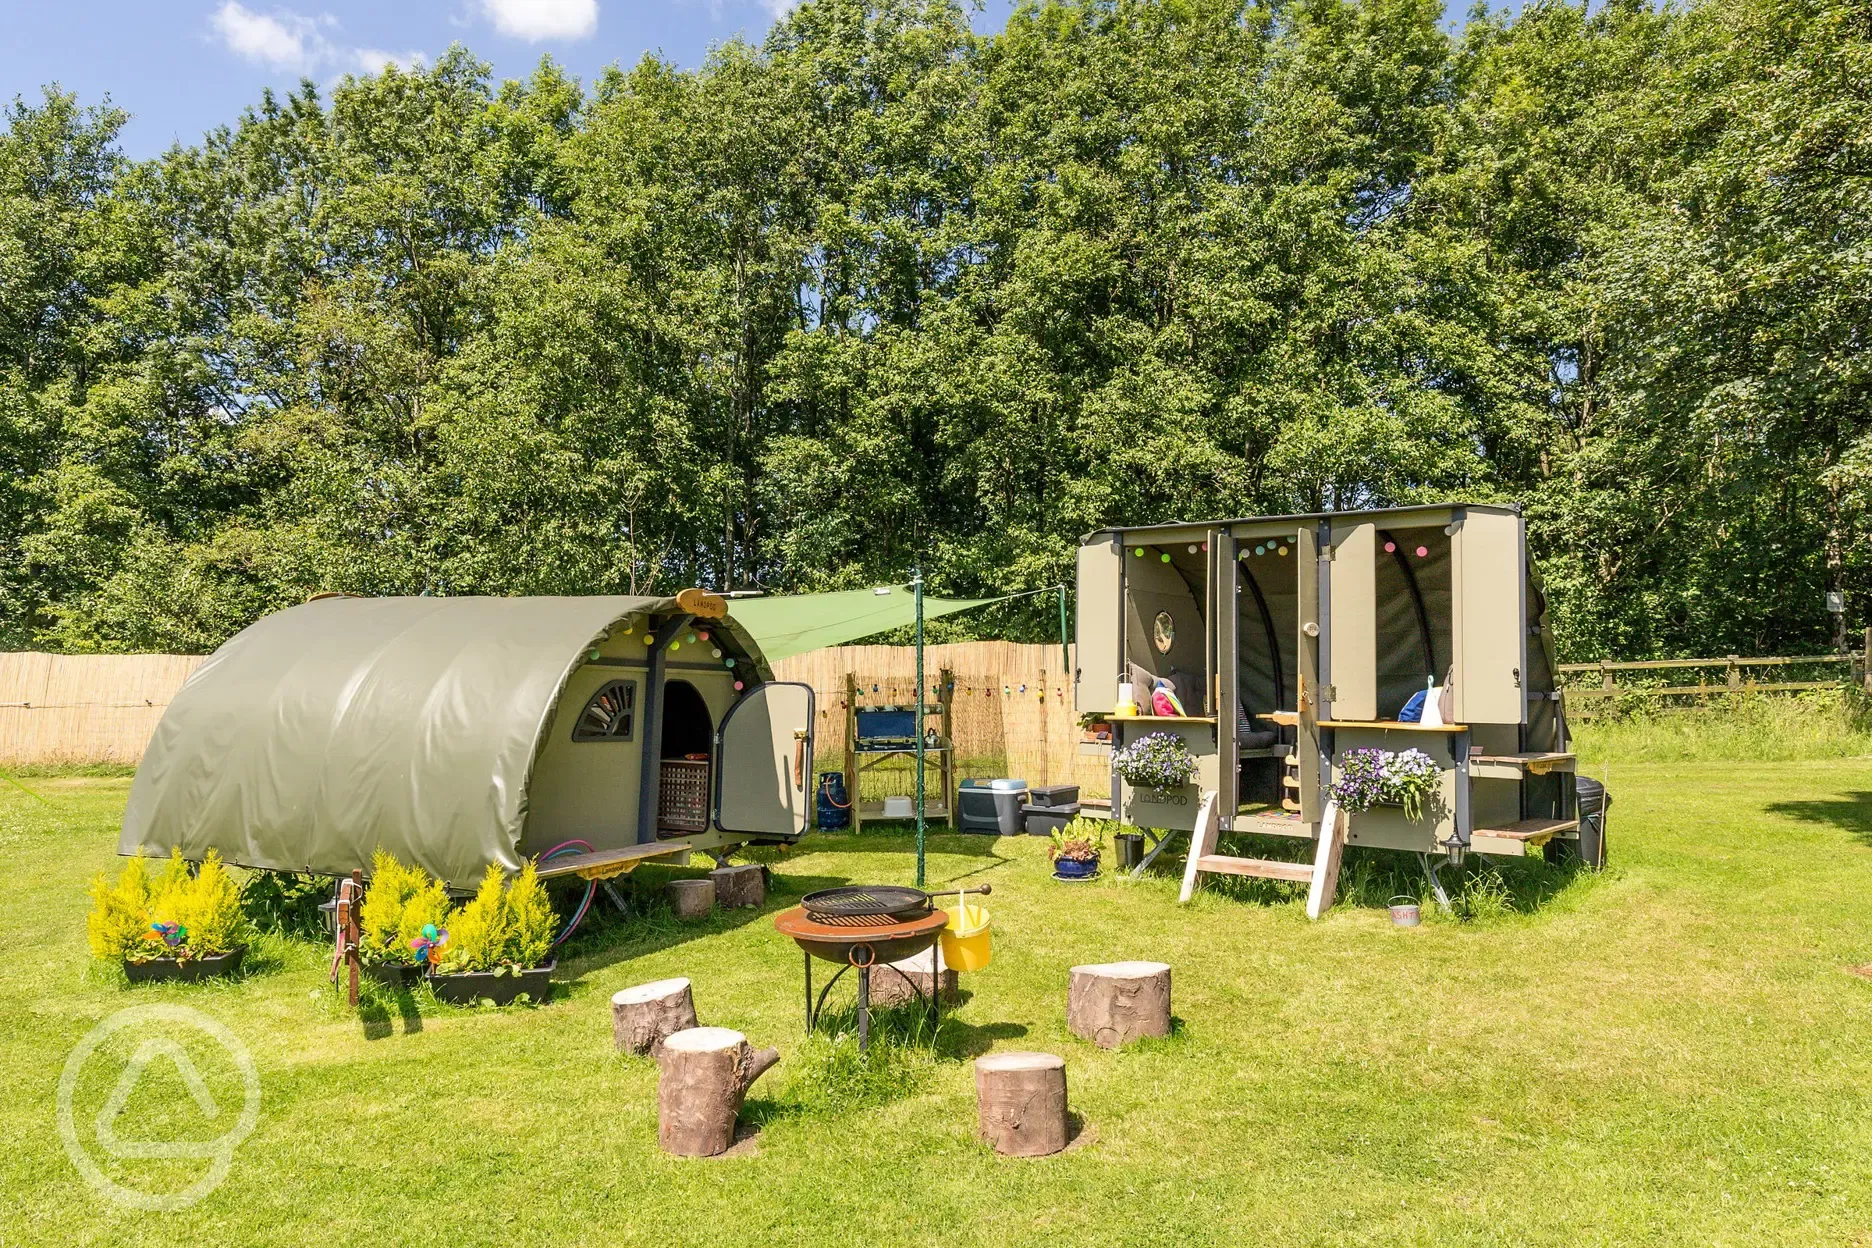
[655,1027,780,1157]
[974,1051,1069,1157]
[667,877,715,919]
[612,977,699,1056]
[1067,960,1172,1048]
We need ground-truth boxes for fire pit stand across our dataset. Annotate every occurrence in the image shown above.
[774,884,989,1053]
[776,907,948,1052]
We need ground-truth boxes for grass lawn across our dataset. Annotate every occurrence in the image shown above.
[6,761,1872,1246]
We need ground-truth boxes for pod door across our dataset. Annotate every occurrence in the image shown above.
[714,682,815,839]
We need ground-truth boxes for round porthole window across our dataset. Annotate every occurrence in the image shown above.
[1153,610,1175,653]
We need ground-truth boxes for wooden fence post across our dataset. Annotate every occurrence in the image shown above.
[1726,655,1741,692]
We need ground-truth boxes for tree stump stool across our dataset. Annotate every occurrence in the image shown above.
[869,946,958,1008]
[709,863,766,909]
[1067,961,1171,1048]
[612,977,698,1056]
[667,878,715,920]
[656,1027,780,1158]
[974,1051,1069,1157]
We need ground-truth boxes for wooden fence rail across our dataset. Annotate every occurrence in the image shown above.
[1556,634,1871,718]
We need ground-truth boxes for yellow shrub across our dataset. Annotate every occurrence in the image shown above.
[175,851,249,956]
[359,850,412,963]
[437,865,512,974]
[86,852,151,961]
[434,861,559,974]
[506,863,556,971]
[85,848,251,961]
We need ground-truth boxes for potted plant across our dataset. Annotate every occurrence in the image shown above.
[358,849,452,988]
[1332,747,1440,820]
[1049,816,1106,881]
[1112,731,1198,793]
[88,849,252,982]
[428,862,559,1006]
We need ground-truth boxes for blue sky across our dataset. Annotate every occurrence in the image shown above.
[3,1,1016,159]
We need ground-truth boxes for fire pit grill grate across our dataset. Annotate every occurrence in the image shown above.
[800,885,931,926]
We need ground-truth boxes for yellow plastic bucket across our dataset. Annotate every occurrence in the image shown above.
[940,899,992,972]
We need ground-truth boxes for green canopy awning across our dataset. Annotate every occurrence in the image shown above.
[728,585,998,663]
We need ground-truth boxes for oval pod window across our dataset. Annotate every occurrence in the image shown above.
[1152,611,1175,654]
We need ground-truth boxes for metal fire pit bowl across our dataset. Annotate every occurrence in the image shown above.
[774,905,948,966]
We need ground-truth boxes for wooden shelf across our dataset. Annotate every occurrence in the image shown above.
[1108,714,1217,724]
[1470,817,1578,855]
[1475,817,1578,841]
[1320,719,1469,733]
[536,838,696,881]
[1471,752,1575,779]
[1256,711,1298,726]
[855,802,950,818]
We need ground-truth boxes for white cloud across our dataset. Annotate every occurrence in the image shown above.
[478,0,598,42]
[210,3,334,72]
[352,48,429,74]
[757,0,794,16]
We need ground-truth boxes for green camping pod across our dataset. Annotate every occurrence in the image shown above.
[120,592,815,888]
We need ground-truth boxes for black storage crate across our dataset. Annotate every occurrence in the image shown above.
[1026,784,1080,809]
[1022,802,1082,836]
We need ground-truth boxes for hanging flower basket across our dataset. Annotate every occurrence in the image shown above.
[1113,732,1198,791]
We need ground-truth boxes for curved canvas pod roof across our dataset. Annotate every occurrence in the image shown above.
[119,594,770,886]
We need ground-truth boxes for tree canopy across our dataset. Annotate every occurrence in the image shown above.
[3,0,1868,659]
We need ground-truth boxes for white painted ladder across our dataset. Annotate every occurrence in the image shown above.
[1178,791,1347,920]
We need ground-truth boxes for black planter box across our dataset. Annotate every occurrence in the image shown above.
[365,961,426,990]
[429,960,555,1006]
[123,946,246,983]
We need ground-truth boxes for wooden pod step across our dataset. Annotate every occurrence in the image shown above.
[1194,854,1314,883]
[1470,817,1579,856]
[1469,752,1576,780]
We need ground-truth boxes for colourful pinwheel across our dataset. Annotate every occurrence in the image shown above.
[409,923,449,965]
[148,920,187,949]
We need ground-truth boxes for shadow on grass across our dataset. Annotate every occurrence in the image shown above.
[786,827,1012,860]
[1765,792,1872,843]
[357,983,425,1040]
[547,866,849,982]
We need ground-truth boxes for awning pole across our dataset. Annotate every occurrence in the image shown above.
[914,567,926,890]
[1058,584,1070,693]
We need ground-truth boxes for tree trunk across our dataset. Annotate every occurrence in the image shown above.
[656,1027,780,1158]
[974,1051,1068,1157]
[708,864,766,910]
[1067,961,1172,1048]
[667,878,715,920]
[612,977,698,1056]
